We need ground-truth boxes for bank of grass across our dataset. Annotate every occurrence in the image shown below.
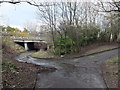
[2,37,56,88]
[2,37,27,88]
[2,37,35,88]
[2,54,56,88]
[83,46,118,56]
[2,53,39,88]
[30,50,56,59]
[4,31,31,37]
[31,43,119,59]
[104,57,118,74]
[106,57,119,63]
[101,57,119,88]
[2,37,26,53]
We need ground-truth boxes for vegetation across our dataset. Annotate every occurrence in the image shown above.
[101,57,119,88]
[1,25,31,37]
[2,37,25,53]
[23,28,29,33]
[2,61,19,75]
[106,57,119,63]
[0,0,119,57]
[54,36,74,55]
[1,35,56,88]
[53,24,101,55]
[0,0,119,88]
[31,51,55,59]
[36,2,119,56]
[83,46,118,56]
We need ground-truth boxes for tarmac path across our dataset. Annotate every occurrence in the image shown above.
[35,48,119,88]
[17,48,119,88]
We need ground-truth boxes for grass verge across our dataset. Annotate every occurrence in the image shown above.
[30,51,56,59]
[101,57,119,88]
[83,46,118,56]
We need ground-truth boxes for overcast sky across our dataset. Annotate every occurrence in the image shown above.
[0,2,38,30]
[0,0,114,30]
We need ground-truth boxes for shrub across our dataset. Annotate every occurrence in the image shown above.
[54,36,74,55]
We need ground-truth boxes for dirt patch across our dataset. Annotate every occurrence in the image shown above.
[101,60,118,88]
[2,51,56,88]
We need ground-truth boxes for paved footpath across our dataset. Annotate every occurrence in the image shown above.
[33,48,119,88]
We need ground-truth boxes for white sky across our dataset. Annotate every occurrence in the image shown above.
[0,2,38,30]
[0,0,116,30]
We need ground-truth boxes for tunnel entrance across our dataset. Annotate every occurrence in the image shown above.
[14,40,48,51]
[15,42,24,48]
[15,42,39,51]
[27,42,39,51]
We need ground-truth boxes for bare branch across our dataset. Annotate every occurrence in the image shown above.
[0,0,52,7]
[98,0,120,13]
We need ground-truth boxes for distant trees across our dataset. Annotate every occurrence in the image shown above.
[23,22,39,36]
[36,2,102,55]
[98,0,120,12]
[6,26,16,32]
[97,0,120,42]
[23,28,29,32]
[1,26,18,32]
[36,1,119,55]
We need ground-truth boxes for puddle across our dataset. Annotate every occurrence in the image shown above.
[16,52,64,69]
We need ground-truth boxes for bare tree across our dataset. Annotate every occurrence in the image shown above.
[98,0,120,12]
[0,0,52,7]
[97,0,120,41]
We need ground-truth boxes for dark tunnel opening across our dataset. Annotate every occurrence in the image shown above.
[15,42,24,48]
[27,42,39,51]
[15,42,39,51]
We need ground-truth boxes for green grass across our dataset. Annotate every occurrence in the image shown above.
[83,47,118,56]
[0,49,2,52]
[104,57,119,72]
[30,51,55,59]
[106,57,119,63]
[7,31,31,37]
[2,37,26,53]
[2,61,19,74]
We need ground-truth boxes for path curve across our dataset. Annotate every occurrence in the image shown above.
[16,48,119,88]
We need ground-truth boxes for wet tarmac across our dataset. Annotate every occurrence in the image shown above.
[16,48,119,88]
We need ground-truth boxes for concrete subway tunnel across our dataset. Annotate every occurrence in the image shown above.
[15,42,39,51]
[15,42,48,51]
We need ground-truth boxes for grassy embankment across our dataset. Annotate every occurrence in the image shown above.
[30,50,56,59]
[101,57,119,88]
[31,42,118,59]
[4,30,31,37]
[2,30,56,88]
[83,45,118,56]
[0,29,55,88]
